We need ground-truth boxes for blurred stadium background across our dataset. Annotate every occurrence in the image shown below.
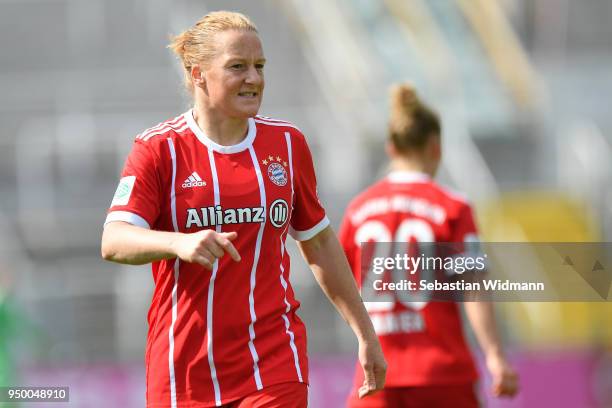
[0,0,611,406]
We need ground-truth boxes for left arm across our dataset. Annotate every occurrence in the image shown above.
[464,301,519,398]
[297,226,387,398]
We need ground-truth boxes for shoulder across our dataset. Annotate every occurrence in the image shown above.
[435,183,470,204]
[350,179,389,207]
[429,182,474,217]
[254,115,303,132]
[344,179,390,223]
[134,113,190,146]
[254,115,306,141]
[253,116,315,159]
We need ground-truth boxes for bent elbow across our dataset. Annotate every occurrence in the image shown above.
[100,241,116,262]
[100,228,119,262]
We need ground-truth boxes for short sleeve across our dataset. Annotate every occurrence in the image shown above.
[450,203,479,243]
[449,203,485,272]
[288,133,330,241]
[105,139,162,229]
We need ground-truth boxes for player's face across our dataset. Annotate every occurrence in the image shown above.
[203,30,265,119]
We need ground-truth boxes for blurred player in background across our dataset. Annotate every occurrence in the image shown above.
[0,265,46,408]
[339,84,518,407]
[101,10,385,408]
[0,268,16,393]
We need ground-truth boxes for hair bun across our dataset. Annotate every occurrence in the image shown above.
[388,82,440,152]
[391,83,418,116]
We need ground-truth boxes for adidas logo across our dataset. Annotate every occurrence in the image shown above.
[182,172,207,188]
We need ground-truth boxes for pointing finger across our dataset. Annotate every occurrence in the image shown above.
[217,235,241,262]
[221,231,238,241]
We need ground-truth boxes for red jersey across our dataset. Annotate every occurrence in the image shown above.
[338,171,478,387]
[105,111,329,407]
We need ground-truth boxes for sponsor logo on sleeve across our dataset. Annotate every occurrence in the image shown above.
[111,176,136,206]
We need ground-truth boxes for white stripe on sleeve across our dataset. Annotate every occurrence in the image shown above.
[290,216,331,241]
[104,211,151,229]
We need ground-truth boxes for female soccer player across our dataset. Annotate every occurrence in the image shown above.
[340,84,518,407]
[101,11,385,408]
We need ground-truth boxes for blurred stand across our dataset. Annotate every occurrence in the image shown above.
[0,0,611,406]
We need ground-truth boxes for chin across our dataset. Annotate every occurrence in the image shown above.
[235,106,261,118]
[236,97,262,113]
[229,110,257,119]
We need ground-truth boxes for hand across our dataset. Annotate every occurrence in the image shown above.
[357,338,387,399]
[487,353,519,398]
[173,230,241,269]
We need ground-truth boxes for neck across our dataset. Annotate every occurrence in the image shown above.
[192,103,249,146]
[389,158,435,177]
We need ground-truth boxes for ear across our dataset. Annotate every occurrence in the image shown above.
[191,64,205,87]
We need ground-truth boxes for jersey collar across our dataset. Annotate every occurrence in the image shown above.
[387,170,431,184]
[184,109,257,154]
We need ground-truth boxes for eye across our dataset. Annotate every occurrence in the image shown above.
[230,63,245,70]
[255,63,265,72]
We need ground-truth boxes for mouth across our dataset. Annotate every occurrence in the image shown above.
[238,91,259,98]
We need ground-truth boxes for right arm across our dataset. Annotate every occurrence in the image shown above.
[101,221,240,268]
[101,137,239,268]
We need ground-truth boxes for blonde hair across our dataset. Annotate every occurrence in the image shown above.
[388,83,441,152]
[168,11,258,93]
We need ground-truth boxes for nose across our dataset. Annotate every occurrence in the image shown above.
[245,65,263,85]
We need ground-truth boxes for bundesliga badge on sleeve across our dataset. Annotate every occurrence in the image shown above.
[111,176,136,206]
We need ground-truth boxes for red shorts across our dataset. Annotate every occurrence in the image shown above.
[224,382,308,408]
[346,383,479,408]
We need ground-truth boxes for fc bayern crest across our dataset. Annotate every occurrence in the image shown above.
[267,162,288,186]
